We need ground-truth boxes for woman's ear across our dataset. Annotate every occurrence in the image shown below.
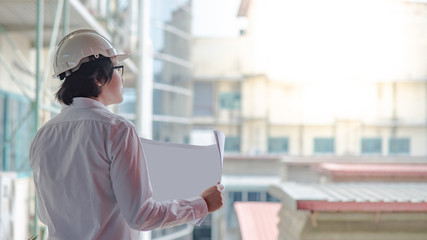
[95,80,102,87]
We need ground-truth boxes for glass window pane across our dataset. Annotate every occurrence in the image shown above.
[0,94,5,169]
[389,138,410,155]
[118,88,136,114]
[150,25,165,53]
[8,98,19,170]
[229,191,243,202]
[268,137,289,153]
[193,82,213,116]
[151,0,191,28]
[219,92,241,110]
[248,192,261,201]
[361,138,382,154]
[153,89,191,117]
[153,60,191,88]
[314,138,334,154]
[225,136,240,152]
[227,191,242,228]
[153,121,191,144]
[3,94,33,174]
[193,213,212,240]
[151,25,191,61]
[267,192,280,202]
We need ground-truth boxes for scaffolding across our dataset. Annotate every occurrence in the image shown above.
[0,0,153,238]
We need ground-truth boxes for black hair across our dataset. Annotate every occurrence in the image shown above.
[55,55,114,105]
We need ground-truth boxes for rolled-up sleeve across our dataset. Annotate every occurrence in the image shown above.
[108,123,208,230]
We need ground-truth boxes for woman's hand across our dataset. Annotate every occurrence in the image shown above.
[201,183,224,212]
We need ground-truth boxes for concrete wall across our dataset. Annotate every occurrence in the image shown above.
[277,204,427,240]
[223,156,280,176]
[239,77,427,155]
[238,74,427,155]
[304,212,427,240]
[192,66,427,156]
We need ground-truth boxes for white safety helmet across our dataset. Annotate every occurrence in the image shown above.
[52,29,129,79]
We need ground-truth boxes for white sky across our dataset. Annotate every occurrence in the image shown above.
[192,0,241,37]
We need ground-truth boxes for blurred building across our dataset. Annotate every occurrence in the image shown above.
[264,159,427,240]
[228,158,427,240]
[193,0,427,157]
[118,0,194,144]
[234,201,281,240]
[191,0,427,239]
[1,0,427,239]
[0,0,193,239]
[270,182,427,240]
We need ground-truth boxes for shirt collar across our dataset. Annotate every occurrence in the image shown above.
[61,97,107,112]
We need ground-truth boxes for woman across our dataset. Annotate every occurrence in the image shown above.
[30,29,223,240]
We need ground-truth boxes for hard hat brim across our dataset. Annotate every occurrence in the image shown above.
[116,53,130,62]
[53,29,131,79]
[52,53,130,79]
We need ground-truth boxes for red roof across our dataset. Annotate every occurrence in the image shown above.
[298,201,427,212]
[318,163,427,177]
[234,202,281,240]
[270,182,427,212]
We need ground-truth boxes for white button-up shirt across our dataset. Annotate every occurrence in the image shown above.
[30,98,207,240]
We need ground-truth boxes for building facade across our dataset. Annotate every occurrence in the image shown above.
[191,0,427,239]
[192,0,427,156]
[119,0,193,145]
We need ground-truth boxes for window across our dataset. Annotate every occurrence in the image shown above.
[361,138,382,155]
[227,191,242,228]
[151,0,191,30]
[118,88,136,115]
[152,224,189,239]
[153,89,191,117]
[151,25,191,61]
[225,190,280,230]
[225,136,241,152]
[268,137,289,153]
[153,122,191,144]
[153,60,191,88]
[219,92,241,110]
[193,214,212,240]
[267,192,280,202]
[0,95,5,165]
[0,91,34,175]
[314,138,334,154]
[389,138,410,155]
[248,192,261,201]
[193,82,213,116]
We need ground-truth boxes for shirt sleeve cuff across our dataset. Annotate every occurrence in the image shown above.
[186,196,208,225]
[188,196,208,218]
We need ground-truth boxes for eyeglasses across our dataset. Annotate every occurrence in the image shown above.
[113,65,124,76]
